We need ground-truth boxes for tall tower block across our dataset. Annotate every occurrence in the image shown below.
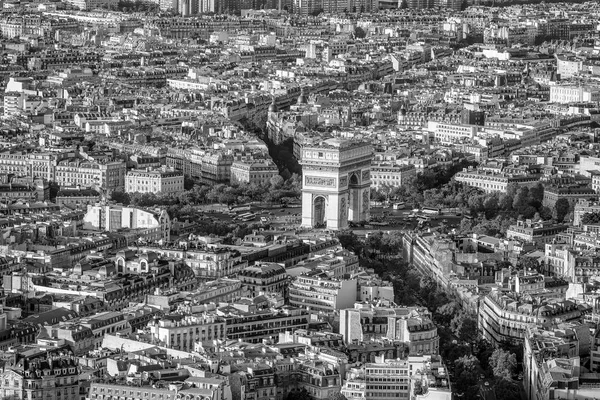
[300,139,373,230]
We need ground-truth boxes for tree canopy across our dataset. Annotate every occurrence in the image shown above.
[555,198,570,223]
[581,211,600,225]
[489,348,517,381]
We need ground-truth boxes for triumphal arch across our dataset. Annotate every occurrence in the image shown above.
[300,139,373,230]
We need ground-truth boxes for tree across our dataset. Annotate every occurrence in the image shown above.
[286,389,311,400]
[582,211,600,225]
[483,196,499,219]
[436,301,458,325]
[494,379,520,400]
[459,217,474,235]
[337,231,363,255]
[539,205,553,220]
[328,393,348,400]
[530,182,545,203]
[269,175,284,189]
[555,198,570,223]
[400,0,408,8]
[111,191,130,205]
[518,256,540,272]
[488,348,517,380]
[454,355,483,400]
[512,187,529,213]
[354,26,366,39]
[451,312,478,344]
[474,339,495,373]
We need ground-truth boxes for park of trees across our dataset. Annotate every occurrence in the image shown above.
[111,173,301,217]
[372,163,574,237]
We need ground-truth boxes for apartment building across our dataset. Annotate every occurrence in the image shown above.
[148,314,226,351]
[573,200,600,226]
[221,306,309,343]
[289,273,357,313]
[55,159,126,193]
[544,243,600,285]
[135,245,247,280]
[63,0,118,10]
[370,163,416,190]
[365,359,411,400]
[478,288,584,346]
[0,149,31,176]
[549,85,600,104]
[542,185,598,209]
[38,323,95,355]
[453,168,539,193]
[506,219,569,245]
[523,325,585,400]
[428,121,478,144]
[83,205,171,242]
[125,167,184,194]
[88,382,224,400]
[200,153,233,184]
[238,262,287,297]
[230,159,279,186]
[0,352,80,400]
[79,311,132,349]
[340,304,439,355]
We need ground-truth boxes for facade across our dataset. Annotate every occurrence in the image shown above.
[549,85,600,103]
[523,325,584,400]
[230,160,279,186]
[0,352,80,400]
[63,0,118,9]
[370,163,416,190]
[340,305,439,355]
[289,273,357,313]
[222,306,309,343]
[237,262,287,297]
[55,159,126,193]
[545,243,600,284]
[453,168,538,193]
[125,167,184,194]
[573,199,600,226]
[135,245,247,280]
[364,359,411,400]
[148,314,226,351]
[478,289,584,346]
[300,139,373,230]
[83,205,171,242]
[79,311,132,349]
[542,185,598,209]
[56,188,101,208]
[506,219,569,245]
[428,121,478,144]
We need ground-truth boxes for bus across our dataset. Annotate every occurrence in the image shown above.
[393,202,405,210]
[417,215,431,224]
[422,207,441,216]
[238,213,256,222]
[230,204,251,212]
